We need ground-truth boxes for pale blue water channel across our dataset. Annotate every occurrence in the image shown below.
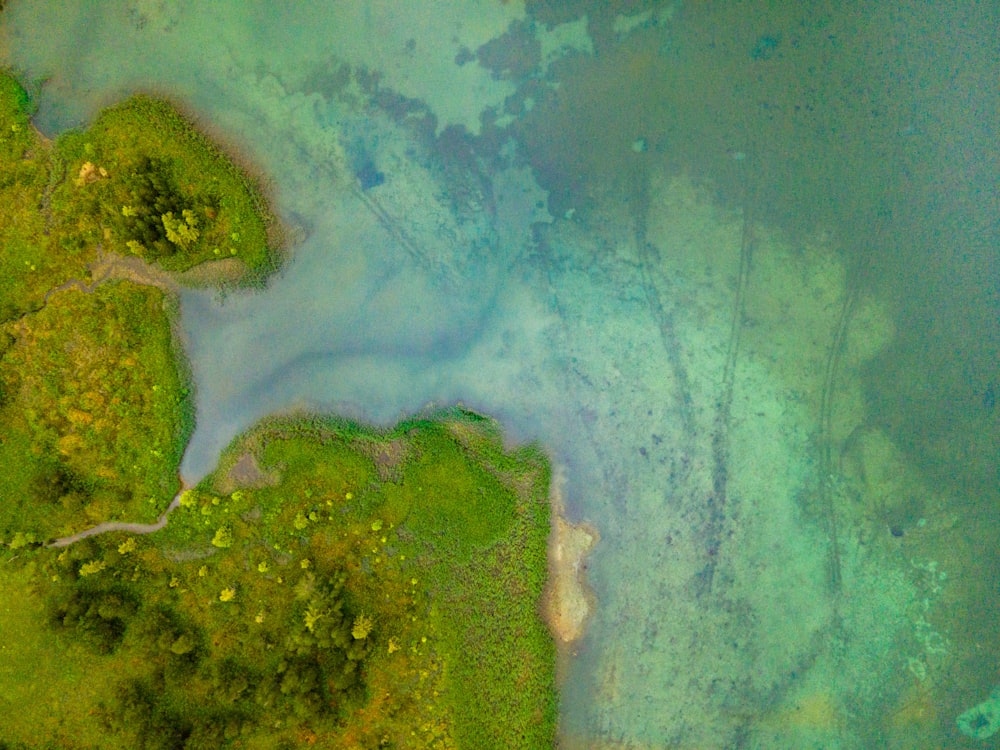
[3,2,998,747]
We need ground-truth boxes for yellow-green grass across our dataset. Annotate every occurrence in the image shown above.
[0,562,136,750]
[0,280,191,544]
[0,72,86,324]
[188,412,557,748]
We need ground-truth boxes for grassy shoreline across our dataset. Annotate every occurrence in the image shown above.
[0,411,558,748]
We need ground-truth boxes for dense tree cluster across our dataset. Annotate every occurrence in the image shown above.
[115,156,204,260]
[47,583,139,654]
[41,540,370,748]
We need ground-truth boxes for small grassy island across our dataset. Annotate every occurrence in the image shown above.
[0,71,559,749]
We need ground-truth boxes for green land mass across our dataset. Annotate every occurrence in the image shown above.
[0,70,557,749]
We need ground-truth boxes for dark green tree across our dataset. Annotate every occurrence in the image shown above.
[116,156,194,259]
[46,583,139,654]
[111,677,192,750]
[135,605,206,679]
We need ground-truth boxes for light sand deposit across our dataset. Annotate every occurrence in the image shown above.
[543,470,598,646]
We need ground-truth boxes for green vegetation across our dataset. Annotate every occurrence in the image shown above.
[0,70,76,323]
[0,75,278,325]
[1,413,556,749]
[0,67,276,542]
[0,281,191,542]
[0,68,557,748]
[52,96,279,279]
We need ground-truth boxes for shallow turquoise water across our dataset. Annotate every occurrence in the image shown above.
[4,2,999,747]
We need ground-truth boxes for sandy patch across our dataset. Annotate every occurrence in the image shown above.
[542,467,598,647]
[357,437,410,482]
[88,251,179,292]
[88,251,256,292]
[177,257,249,286]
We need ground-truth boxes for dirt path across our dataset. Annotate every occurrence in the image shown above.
[47,493,184,548]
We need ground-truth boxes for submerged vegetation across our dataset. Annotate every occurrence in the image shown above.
[0,69,556,748]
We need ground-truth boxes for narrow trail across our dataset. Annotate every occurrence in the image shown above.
[816,216,884,593]
[631,162,755,597]
[47,492,185,548]
[700,185,755,595]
